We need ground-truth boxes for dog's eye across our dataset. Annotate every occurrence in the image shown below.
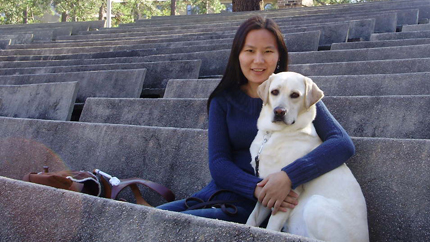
[290,92,300,98]
[271,90,279,96]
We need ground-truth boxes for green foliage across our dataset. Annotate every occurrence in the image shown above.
[0,0,51,24]
[176,0,226,15]
[52,0,102,21]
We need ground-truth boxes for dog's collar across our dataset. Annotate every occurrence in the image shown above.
[254,131,272,177]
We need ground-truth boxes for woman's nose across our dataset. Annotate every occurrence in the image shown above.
[253,52,264,63]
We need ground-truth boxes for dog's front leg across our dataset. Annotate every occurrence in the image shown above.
[266,210,291,231]
[246,202,271,227]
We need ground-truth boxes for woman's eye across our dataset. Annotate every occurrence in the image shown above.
[271,90,279,96]
[290,92,300,98]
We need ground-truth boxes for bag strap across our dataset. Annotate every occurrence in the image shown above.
[184,190,240,216]
[94,169,175,206]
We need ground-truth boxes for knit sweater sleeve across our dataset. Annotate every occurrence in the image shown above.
[281,101,356,189]
[208,97,262,201]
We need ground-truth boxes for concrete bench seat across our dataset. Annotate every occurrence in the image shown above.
[0,82,77,120]
[331,38,430,50]
[99,49,430,77]
[0,116,428,241]
[0,69,146,103]
[290,58,430,76]
[0,20,104,35]
[0,176,305,242]
[54,20,365,49]
[163,73,430,98]
[80,95,430,139]
[0,60,201,97]
[402,23,430,32]
[370,29,430,41]
[0,33,33,46]
[289,44,430,64]
[0,31,319,58]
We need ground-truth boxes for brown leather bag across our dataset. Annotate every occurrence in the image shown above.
[23,166,101,196]
[23,166,175,207]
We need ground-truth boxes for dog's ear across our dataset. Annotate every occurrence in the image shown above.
[257,74,274,105]
[304,77,324,108]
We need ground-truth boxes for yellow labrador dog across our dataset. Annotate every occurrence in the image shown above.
[246,72,369,242]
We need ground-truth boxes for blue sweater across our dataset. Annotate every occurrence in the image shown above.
[192,88,355,205]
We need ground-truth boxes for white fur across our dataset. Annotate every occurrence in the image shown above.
[246,72,369,242]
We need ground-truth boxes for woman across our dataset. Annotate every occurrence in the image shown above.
[158,15,355,224]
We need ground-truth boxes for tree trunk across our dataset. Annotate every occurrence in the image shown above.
[61,12,68,22]
[232,0,263,12]
[171,0,176,15]
[99,3,105,20]
[23,7,28,24]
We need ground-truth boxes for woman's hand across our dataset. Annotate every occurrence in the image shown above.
[254,171,298,215]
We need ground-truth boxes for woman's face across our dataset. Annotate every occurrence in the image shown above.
[239,29,280,86]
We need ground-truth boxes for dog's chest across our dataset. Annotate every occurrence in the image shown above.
[251,128,321,178]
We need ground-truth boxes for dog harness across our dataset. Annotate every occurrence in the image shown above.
[254,131,272,177]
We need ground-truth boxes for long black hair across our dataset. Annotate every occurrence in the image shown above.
[207,15,289,112]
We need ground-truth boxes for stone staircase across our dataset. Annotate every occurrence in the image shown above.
[1,0,429,241]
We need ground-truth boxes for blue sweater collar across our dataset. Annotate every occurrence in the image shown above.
[224,88,263,116]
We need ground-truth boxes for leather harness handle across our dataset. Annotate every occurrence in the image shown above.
[97,173,175,206]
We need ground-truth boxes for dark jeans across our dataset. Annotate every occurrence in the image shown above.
[157,199,254,224]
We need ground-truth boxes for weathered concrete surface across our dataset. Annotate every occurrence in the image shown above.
[0,20,104,35]
[80,98,209,129]
[56,22,349,48]
[370,29,430,41]
[289,44,430,64]
[0,33,33,45]
[0,117,429,242]
[40,45,427,78]
[0,82,77,121]
[402,23,430,32]
[290,58,430,76]
[79,96,430,139]
[0,60,201,96]
[348,137,430,242]
[0,176,314,242]
[163,72,430,98]
[331,38,430,50]
[0,117,210,202]
[0,39,9,49]
[0,69,146,103]
[164,79,220,99]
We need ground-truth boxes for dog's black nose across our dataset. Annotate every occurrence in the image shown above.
[274,107,286,119]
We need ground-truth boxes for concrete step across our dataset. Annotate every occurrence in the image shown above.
[163,73,430,98]
[289,58,430,76]
[0,116,428,241]
[0,31,319,57]
[0,82,77,121]
[0,69,146,103]
[80,95,430,139]
[0,175,308,242]
[0,60,201,97]
[370,29,430,41]
[331,37,430,50]
[402,23,430,32]
[290,44,430,64]
[96,49,430,77]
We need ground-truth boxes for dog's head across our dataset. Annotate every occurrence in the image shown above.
[257,71,324,131]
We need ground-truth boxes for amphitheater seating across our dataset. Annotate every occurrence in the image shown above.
[0,82,77,120]
[1,0,430,241]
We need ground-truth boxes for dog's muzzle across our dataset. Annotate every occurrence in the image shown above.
[273,107,286,122]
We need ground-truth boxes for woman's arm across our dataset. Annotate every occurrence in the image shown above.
[208,97,262,201]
